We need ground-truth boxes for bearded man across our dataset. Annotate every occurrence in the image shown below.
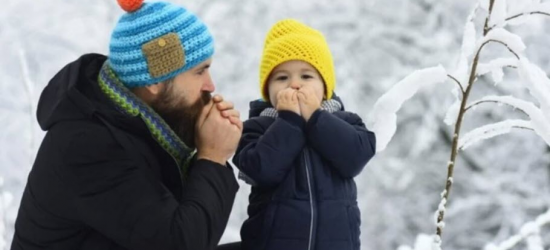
[11,1,241,249]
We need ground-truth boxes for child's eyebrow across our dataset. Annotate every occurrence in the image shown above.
[271,69,289,75]
[301,68,318,74]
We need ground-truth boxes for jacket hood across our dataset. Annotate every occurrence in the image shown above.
[37,54,125,131]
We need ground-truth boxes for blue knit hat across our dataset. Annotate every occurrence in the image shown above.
[108,0,214,88]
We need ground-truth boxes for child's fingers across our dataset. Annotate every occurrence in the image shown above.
[297,91,307,102]
[277,90,286,102]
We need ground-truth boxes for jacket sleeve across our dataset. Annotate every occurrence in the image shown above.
[305,110,376,178]
[64,128,239,250]
[232,111,306,187]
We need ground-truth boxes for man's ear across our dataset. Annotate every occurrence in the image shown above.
[131,82,165,105]
[144,82,164,96]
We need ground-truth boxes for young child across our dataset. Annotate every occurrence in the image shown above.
[232,19,376,250]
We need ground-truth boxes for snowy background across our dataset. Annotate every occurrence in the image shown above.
[1,0,550,250]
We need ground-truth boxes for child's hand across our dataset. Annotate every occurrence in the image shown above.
[297,85,321,122]
[276,89,301,115]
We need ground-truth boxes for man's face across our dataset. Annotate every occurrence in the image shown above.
[150,59,215,148]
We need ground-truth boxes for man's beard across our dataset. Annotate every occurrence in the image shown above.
[151,85,211,149]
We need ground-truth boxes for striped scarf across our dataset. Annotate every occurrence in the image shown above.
[97,61,195,179]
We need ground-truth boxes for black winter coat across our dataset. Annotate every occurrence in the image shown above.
[11,54,239,250]
[233,99,376,250]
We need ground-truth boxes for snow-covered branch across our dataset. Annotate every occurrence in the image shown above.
[475,28,525,59]
[447,74,465,94]
[368,66,448,152]
[459,119,533,150]
[487,2,550,32]
[477,57,518,84]
[471,96,550,146]
[484,209,550,250]
[518,58,550,118]
[465,99,527,116]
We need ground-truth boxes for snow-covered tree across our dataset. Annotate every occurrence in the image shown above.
[368,0,550,249]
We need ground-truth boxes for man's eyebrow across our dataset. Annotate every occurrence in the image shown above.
[195,64,211,72]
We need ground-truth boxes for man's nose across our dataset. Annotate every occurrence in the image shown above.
[201,75,216,92]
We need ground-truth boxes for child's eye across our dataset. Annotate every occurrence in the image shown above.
[301,74,313,80]
[275,76,288,81]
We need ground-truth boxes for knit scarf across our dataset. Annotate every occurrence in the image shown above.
[238,99,343,185]
[97,61,195,179]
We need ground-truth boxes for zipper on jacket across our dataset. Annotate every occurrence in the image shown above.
[303,150,316,250]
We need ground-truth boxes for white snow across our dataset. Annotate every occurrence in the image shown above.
[459,119,532,150]
[517,57,550,119]
[476,28,526,56]
[489,0,508,28]
[3,1,550,250]
[473,96,550,146]
[444,81,462,126]
[485,209,550,250]
[477,58,518,85]
[526,234,544,250]
[437,198,447,212]
[368,66,448,152]
[479,0,489,11]
[462,4,479,60]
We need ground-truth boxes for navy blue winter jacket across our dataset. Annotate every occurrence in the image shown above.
[232,97,376,250]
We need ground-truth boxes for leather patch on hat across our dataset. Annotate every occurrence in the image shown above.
[142,33,185,78]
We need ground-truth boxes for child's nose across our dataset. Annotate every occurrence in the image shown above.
[289,79,301,90]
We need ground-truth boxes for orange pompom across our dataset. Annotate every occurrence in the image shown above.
[117,0,144,13]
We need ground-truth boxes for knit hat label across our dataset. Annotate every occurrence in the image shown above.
[142,33,186,78]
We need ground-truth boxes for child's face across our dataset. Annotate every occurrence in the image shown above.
[267,60,325,108]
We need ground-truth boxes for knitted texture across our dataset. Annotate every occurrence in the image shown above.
[109,1,214,89]
[98,62,195,178]
[260,19,335,101]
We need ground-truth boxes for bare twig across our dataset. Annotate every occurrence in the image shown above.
[483,0,496,36]
[487,11,550,33]
[447,74,465,94]
[485,40,521,59]
[465,100,529,117]
[436,0,495,238]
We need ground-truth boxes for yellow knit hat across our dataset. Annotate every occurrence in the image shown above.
[260,19,335,101]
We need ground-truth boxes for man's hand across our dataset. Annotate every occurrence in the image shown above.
[195,95,242,166]
[276,89,301,115]
[297,85,321,122]
[213,95,242,131]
